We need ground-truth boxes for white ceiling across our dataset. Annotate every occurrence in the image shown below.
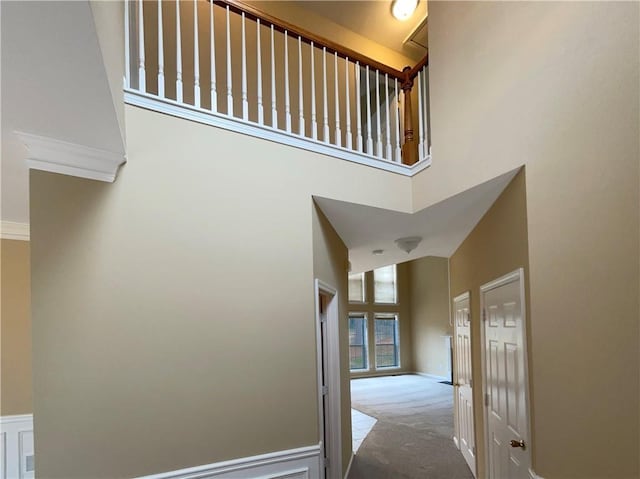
[1,1,125,225]
[299,0,428,61]
[314,169,520,273]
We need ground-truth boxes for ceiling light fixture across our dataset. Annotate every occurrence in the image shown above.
[372,249,384,256]
[391,0,419,21]
[395,236,422,254]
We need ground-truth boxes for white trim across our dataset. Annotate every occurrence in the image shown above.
[0,415,32,425]
[314,279,342,479]
[529,468,545,479]
[1,414,34,479]
[343,452,354,479]
[0,222,30,241]
[15,131,126,183]
[480,268,532,479]
[134,444,322,479]
[124,89,431,177]
[413,372,449,381]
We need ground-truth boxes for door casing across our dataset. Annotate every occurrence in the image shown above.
[480,268,532,479]
[314,279,342,479]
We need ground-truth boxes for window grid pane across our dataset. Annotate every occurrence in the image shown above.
[375,315,399,368]
[349,315,368,370]
[348,272,365,303]
[373,265,397,304]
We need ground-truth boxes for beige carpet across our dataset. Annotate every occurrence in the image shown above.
[347,374,474,479]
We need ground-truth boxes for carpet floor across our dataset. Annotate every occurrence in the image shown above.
[347,374,474,479]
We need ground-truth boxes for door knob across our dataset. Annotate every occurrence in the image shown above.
[510,439,525,449]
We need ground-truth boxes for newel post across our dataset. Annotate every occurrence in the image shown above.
[401,66,417,166]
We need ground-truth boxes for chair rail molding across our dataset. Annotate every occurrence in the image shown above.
[134,443,322,479]
[0,221,30,241]
[15,131,126,183]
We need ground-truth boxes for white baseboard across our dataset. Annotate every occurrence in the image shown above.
[135,443,322,479]
[414,372,449,381]
[1,414,34,479]
[529,468,544,479]
[453,436,460,450]
[343,452,354,479]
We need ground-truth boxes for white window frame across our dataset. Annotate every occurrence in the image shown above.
[373,264,397,305]
[373,313,401,370]
[348,312,369,372]
[348,271,367,304]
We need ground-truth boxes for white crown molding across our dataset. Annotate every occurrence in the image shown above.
[15,131,126,183]
[1,221,30,241]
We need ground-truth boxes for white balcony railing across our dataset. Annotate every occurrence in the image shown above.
[124,0,431,174]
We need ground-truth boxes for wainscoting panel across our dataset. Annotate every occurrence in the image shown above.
[136,443,322,479]
[0,415,34,479]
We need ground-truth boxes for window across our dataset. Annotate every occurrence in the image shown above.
[375,314,399,368]
[348,272,366,303]
[373,264,397,304]
[349,314,368,371]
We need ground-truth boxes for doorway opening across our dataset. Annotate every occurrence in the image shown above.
[315,280,342,479]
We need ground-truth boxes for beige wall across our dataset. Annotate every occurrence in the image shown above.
[29,103,412,479]
[424,2,639,477]
[349,262,413,378]
[408,256,450,378]
[1,239,32,416]
[90,0,126,147]
[311,204,351,476]
[450,169,530,479]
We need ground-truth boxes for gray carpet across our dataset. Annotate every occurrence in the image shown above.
[347,374,474,479]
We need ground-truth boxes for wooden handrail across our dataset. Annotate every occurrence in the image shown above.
[405,53,429,83]
[212,0,407,81]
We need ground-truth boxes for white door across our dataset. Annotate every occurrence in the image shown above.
[481,269,531,479]
[453,292,476,477]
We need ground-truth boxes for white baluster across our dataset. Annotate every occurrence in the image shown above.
[270,25,277,129]
[193,0,200,107]
[385,74,392,161]
[423,66,430,156]
[225,5,232,116]
[334,52,341,147]
[256,19,263,124]
[209,0,217,111]
[417,69,424,160]
[345,57,352,150]
[176,0,183,102]
[355,61,362,152]
[298,36,304,136]
[124,0,130,88]
[157,0,164,96]
[241,12,248,120]
[138,0,146,92]
[394,78,401,162]
[365,66,373,154]
[310,42,317,140]
[284,31,291,133]
[375,70,382,158]
[322,47,329,143]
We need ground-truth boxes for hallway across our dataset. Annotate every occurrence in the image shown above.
[347,375,473,479]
